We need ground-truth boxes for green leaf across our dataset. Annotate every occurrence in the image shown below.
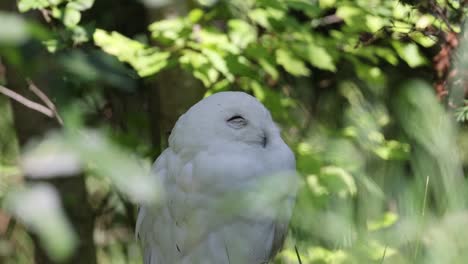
[43,39,65,53]
[94,29,170,77]
[248,8,271,29]
[51,7,63,18]
[319,0,336,8]
[367,212,399,231]
[246,45,279,80]
[228,19,256,49]
[179,50,219,87]
[336,5,366,29]
[66,0,95,11]
[293,42,336,71]
[276,48,310,76]
[17,0,51,12]
[149,18,186,44]
[319,166,357,198]
[63,7,81,27]
[187,8,204,23]
[392,42,428,68]
[285,0,321,17]
[455,102,468,123]
[48,0,65,5]
[70,25,89,44]
[202,49,234,81]
[373,140,410,160]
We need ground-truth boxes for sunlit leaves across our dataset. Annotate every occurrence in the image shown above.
[228,19,257,49]
[93,29,170,77]
[293,42,336,72]
[392,42,428,68]
[245,45,279,80]
[311,166,357,198]
[63,6,81,27]
[149,17,186,45]
[179,49,219,87]
[18,0,94,28]
[367,211,398,231]
[276,48,310,76]
[373,140,410,160]
[18,0,52,12]
[455,102,468,123]
[66,0,95,11]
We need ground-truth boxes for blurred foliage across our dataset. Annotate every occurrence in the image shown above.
[0,0,468,263]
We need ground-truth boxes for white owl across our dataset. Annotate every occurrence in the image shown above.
[136,92,297,264]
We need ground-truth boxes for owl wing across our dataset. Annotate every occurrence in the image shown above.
[136,146,297,264]
[136,149,178,264]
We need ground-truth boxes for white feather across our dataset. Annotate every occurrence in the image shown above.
[136,92,298,264]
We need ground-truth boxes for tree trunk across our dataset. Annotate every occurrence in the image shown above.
[147,0,205,155]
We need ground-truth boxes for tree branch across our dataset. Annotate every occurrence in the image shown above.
[0,85,54,118]
[27,79,63,125]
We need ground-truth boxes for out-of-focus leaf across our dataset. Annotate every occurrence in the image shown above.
[0,12,30,44]
[336,5,363,25]
[67,129,159,204]
[149,17,186,45]
[396,80,465,210]
[63,7,81,27]
[286,0,321,17]
[318,166,357,198]
[197,29,237,52]
[248,5,287,30]
[228,19,256,49]
[392,42,428,68]
[293,42,336,71]
[6,185,77,261]
[276,48,310,76]
[455,102,468,123]
[71,25,89,44]
[21,132,82,179]
[308,247,349,263]
[66,0,95,11]
[359,240,397,260]
[94,29,170,77]
[245,45,278,80]
[373,140,410,160]
[202,49,234,81]
[187,8,204,23]
[17,0,52,12]
[43,38,65,53]
[367,212,399,231]
[140,0,171,8]
[180,49,219,87]
[197,0,218,6]
[319,0,336,8]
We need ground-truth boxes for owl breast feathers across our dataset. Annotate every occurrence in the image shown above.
[136,92,298,264]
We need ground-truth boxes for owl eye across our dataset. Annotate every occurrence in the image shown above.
[227,115,247,129]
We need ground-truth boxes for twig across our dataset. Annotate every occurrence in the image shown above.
[414,176,430,260]
[295,245,303,264]
[0,85,54,117]
[380,245,387,264]
[39,9,52,23]
[27,79,63,124]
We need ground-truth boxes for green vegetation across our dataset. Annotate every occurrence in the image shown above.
[0,0,467,263]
